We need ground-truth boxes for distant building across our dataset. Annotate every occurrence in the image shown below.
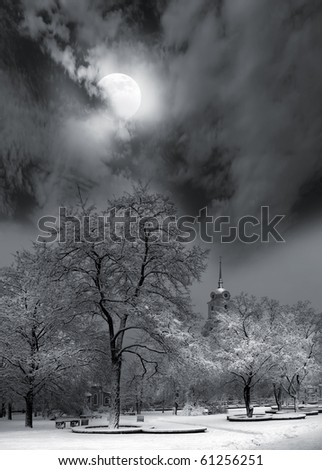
[202,257,231,336]
[85,385,110,410]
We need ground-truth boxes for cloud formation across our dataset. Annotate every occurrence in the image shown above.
[2,0,322,229]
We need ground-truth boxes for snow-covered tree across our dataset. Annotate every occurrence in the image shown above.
[208,294,284,417]
[49,186,208,428]
[0,245,94,427]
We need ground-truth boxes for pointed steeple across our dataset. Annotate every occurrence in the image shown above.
[218,256,223,289]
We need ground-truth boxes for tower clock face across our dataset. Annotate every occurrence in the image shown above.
[222,291,231,300]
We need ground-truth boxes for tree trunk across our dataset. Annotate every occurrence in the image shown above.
[293,394,298,412]
[243,385,252,417]
[109,360,122,428]
[174,390,179,415]
[135,384,142,415]
[273,383,283,411]
[0,402,6,418]
[135,398,142,415]
[25,392,33,428]
[7,402,12,420]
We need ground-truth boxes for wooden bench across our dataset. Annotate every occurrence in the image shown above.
[55,417,89,429]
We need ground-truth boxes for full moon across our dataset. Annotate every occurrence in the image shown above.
[98,73,142,120]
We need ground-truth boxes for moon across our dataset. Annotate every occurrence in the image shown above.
[98,73,142,120]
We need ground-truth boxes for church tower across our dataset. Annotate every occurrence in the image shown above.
[207,257,231,319]
[202,257,231,336]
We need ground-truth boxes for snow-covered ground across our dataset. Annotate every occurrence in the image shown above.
[0,412,322,450]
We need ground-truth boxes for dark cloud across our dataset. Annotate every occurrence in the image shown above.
[158,0,322,225]
[0,1,126,220]
[292,170,322,222]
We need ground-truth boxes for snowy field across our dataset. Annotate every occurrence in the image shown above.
[0,412,322,450]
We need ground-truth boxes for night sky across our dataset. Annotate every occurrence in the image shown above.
[1,0,322,314]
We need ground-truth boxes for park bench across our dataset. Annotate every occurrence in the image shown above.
[80,414,103,419]
[55,417,89,429]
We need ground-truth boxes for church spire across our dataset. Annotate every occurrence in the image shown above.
[218,256,223,289]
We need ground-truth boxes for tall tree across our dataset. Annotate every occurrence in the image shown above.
[50,186,208,428]
[0,245,93,427]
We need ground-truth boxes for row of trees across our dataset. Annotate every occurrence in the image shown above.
[203,295,322,416]
[0,186,321,426]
